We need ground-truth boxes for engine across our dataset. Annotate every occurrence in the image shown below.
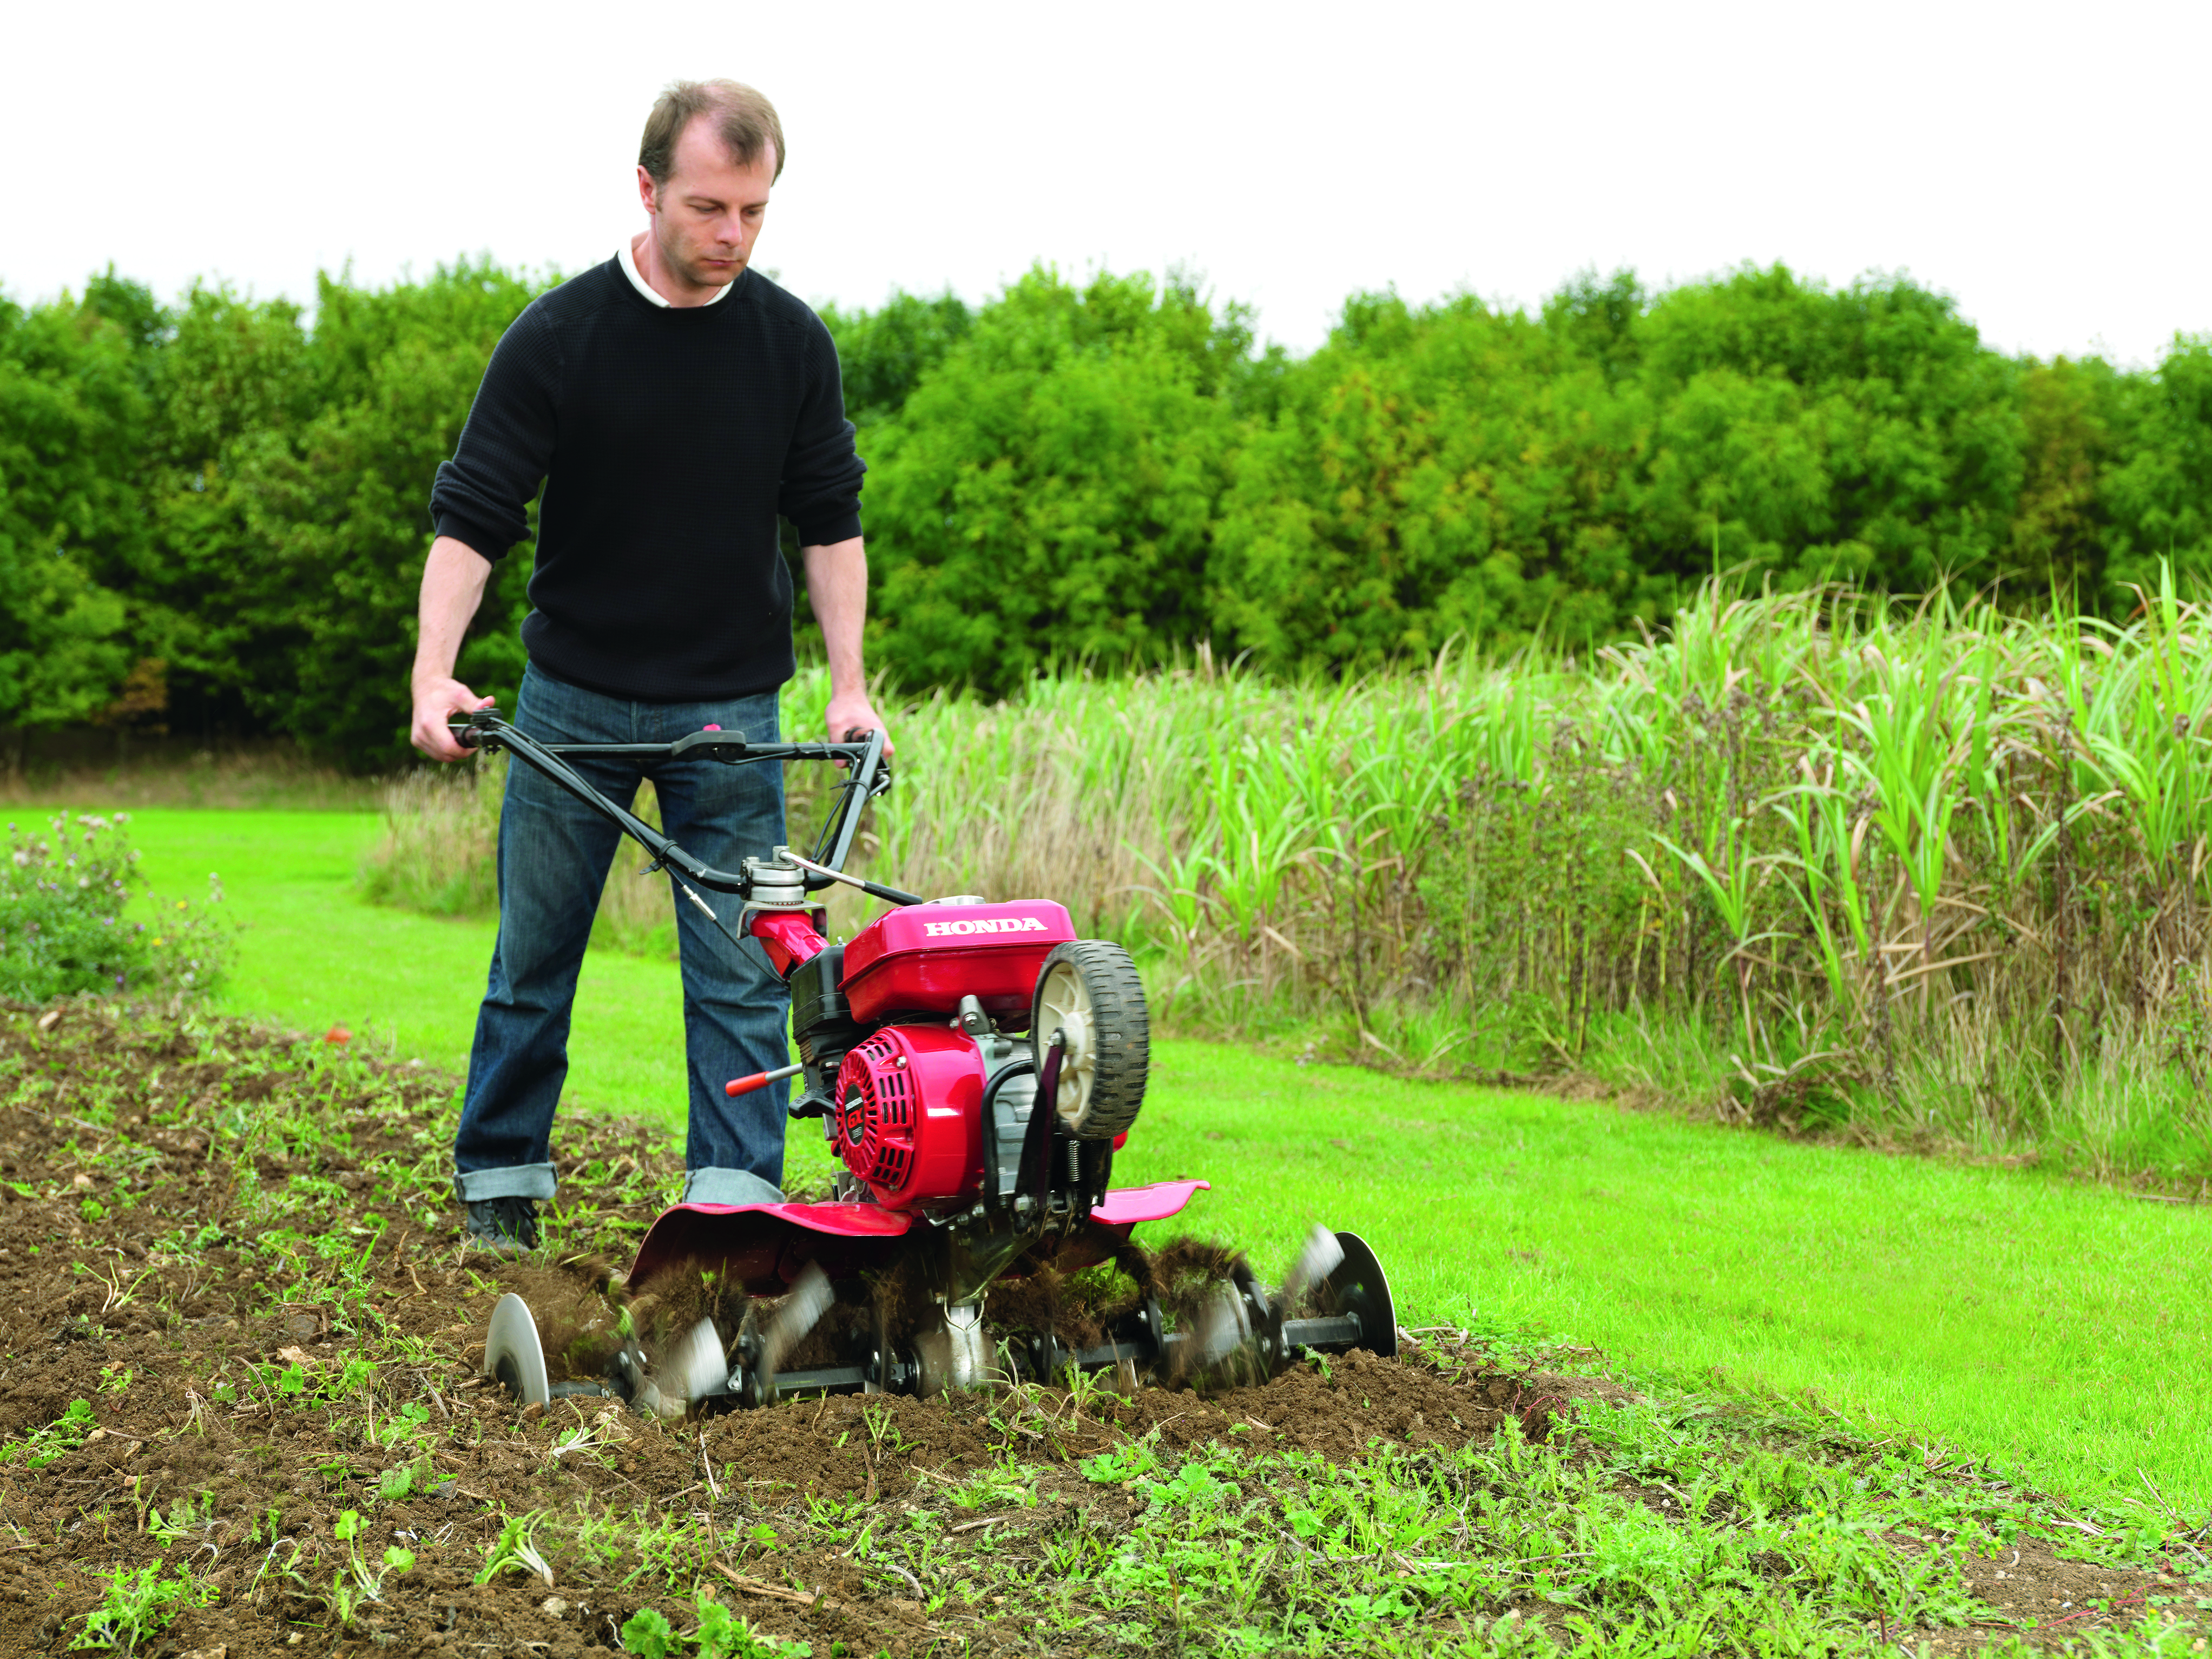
[782,896,1142,1212]
[832,1024,986,1205]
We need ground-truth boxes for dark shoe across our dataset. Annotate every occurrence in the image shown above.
[465,1195,539,1256]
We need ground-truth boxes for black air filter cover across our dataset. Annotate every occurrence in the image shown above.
[790,945,851,1041]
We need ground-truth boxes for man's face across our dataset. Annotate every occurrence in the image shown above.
[637,116,775,295]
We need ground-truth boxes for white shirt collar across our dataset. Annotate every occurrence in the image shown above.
[617,238,733,308]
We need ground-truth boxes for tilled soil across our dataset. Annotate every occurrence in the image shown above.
[0,1004,2194,1658]
[0,1007,1569,1657]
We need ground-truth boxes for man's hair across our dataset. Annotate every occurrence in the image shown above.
[639,80,786,187]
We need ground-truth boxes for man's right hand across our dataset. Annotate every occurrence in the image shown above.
[411,677,497,762]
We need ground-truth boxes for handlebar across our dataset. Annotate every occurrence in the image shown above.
[447,709,897,900]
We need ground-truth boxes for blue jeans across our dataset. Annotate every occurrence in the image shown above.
[452,663,792,1208]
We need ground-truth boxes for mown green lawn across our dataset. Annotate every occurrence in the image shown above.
[115,806,2212,1514]
[124,808,690,1110]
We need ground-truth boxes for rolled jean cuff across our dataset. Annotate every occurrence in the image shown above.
[681,1167,784,1207]
[453,1163,559,1203]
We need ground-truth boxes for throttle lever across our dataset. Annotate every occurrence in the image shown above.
[725,1061,806,1098]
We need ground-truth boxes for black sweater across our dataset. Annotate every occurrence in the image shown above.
[429,258,865,701]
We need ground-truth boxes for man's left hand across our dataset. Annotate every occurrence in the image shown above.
[825,690,894,760]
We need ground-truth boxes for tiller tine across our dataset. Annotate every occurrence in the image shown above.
[484,1293,551,1408]
[1024,1227,1399,1393]
[727,1261,834,1408]
[1186,1283,1256,1378]
[1276,1225,1346,1309]
[612,1316,727,1419]
[1285,1229,1398,1363]
[1179,1226,1394,1386]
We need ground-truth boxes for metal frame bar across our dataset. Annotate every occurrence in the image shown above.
[449,712,893,898]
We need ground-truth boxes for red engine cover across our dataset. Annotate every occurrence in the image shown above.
[832,1024,984,1207]
[840,900,1075,1023]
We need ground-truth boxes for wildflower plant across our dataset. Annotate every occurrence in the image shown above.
[0,812,234,1002]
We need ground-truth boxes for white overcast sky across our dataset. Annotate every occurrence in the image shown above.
[4,0,2204,367]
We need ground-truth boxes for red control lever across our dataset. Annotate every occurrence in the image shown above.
[725,1061,806,1097]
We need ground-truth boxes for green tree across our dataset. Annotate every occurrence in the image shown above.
[820,289,972,427]
[2101,336,2212,602]
[1212,290,1664,671]
[2009,356,2124,603]
[0,291,142,752]
[126,281,314,737]
[220,260,542,765]
[1632,265,2024,591]
[862,268,1242,695]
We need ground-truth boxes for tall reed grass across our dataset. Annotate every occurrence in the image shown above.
[367,576,2212,1183]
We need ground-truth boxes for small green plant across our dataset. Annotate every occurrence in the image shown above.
[477,1512,552,1586]
[12,1399,96,1469]
[948,1466,1037,1511]
[376,1399,432,1449]
[325,1508,415,1627]
[377,1457,431,1502]
[621,1608,682,1659]
[146,1493,209,1546]
[1140,1460,1227,1510]
[70,1560,213,1653]
[622,1596,812,1659]
[693,1594,812,1658]
[313,1453,356,1492]
[1060,1364,1116,1417]
[859,1400,905,1458]
[1079,1439,1160,1485]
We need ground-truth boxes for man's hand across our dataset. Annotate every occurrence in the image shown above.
[412,677,497,762]
[825,689,894,760]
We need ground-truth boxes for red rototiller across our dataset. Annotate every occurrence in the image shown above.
[453,713,1395,1414]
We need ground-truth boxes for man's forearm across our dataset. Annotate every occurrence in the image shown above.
[414,536,495,688]
[800,536,870,696]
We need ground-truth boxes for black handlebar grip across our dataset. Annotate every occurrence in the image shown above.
[843,728,891,785]
[447,717,483,750]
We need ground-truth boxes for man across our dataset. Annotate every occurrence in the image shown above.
[410,78,887,1254]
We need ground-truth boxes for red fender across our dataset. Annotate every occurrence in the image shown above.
[626,1180,1211,1294]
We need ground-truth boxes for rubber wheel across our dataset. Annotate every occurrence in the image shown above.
[1030,940,1149,1140]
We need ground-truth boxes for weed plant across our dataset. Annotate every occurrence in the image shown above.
[0,811,233,1000]
[70,1559,214,1653]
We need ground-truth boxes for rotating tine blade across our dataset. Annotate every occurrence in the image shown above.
[1276,1225,1345,1312]
[1190,1283,1250,1373]
[666,1318,730,1410]
[756,1262,834,1399]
